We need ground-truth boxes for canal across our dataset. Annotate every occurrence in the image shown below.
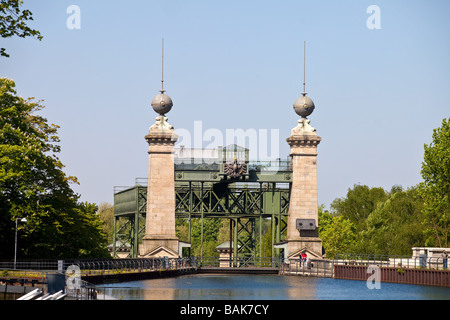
[97,274,450,300]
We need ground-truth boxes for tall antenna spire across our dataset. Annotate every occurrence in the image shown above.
[151,37,173,116]
[302,41,307,96]
[160,38,165,93]
[293,41,315,119]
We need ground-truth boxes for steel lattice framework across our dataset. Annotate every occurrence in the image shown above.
[113,146,292,260]
[113,182,290,259]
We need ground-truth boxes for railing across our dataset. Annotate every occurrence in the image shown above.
[0,257,197,274]
[0,260,62,271]
[334,253,449,270]
[280,259,334,277]
[280,255,449,279]
[70,257,197,276]
[197,256,282,268]
[65,278,98,300]
[174,162,219,171]
[173,160,293,172]
[0,269,48,287]
[248,160,292,172]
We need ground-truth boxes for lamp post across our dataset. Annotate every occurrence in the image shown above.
[14,218,27,270]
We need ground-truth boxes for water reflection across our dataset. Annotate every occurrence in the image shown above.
[98,274,450,300]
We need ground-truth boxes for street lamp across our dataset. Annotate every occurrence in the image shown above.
[14,218,27,270]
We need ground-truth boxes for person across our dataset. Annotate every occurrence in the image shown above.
[443,250,448,270]
[302,252,307,268]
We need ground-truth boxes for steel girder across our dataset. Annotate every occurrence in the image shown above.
[113,182,289,259]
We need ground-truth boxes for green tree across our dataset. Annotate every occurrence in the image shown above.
[327,184,429,256]
[361,187,426,255]
[319,210,356,259]
[1,0,42,57]
[0,78,109,259]
[330,184,388,231]
[260,226,272,258]
[97,202,114,243]
[189,217,222,257]
[318,204,332,234]
[419,117,450,247]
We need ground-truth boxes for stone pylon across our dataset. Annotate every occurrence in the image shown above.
[140,115,179,257]
[286,117,323,258]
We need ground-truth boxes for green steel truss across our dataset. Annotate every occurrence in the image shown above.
[113,150,292,259]
[113,186,147,258]
[113,181,290,259]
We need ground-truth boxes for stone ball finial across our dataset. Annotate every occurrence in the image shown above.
[151,92,173,115]
[293,95,315,118]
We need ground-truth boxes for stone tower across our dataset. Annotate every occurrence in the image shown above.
[140,40,180,257]
[141,114,179,257]
[286,118,322,258]
[286,42,323,258]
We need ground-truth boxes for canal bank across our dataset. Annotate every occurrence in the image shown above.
[334,265,450,287]
[281,256,450,288]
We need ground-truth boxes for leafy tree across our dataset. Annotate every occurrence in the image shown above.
[189,217,222,257]
[217,219,231,245]
[176,218,189,242]
[328,184,428,257]
[330,184,388,231]
[360,187,426,255]
[97,202,114,243]
[1,0,43,57]
[319,209,356,259]
[0,78,109,259]
[260,226,272,258]
[419,117,450,247]
[318,204,332,235]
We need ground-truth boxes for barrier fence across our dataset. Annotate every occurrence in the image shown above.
[334,253,448,270]
[1,254,447,273]
[198,256,282,268]
[0,257,197,274]
[280,259,334,277]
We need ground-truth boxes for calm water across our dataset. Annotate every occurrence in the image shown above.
[97,274,450,300]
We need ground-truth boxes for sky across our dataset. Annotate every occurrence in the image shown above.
[1,0,449,209]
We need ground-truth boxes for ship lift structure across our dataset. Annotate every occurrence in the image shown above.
[113,145,292,261]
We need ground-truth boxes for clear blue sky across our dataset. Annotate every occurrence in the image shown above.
[2,0,449,209]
